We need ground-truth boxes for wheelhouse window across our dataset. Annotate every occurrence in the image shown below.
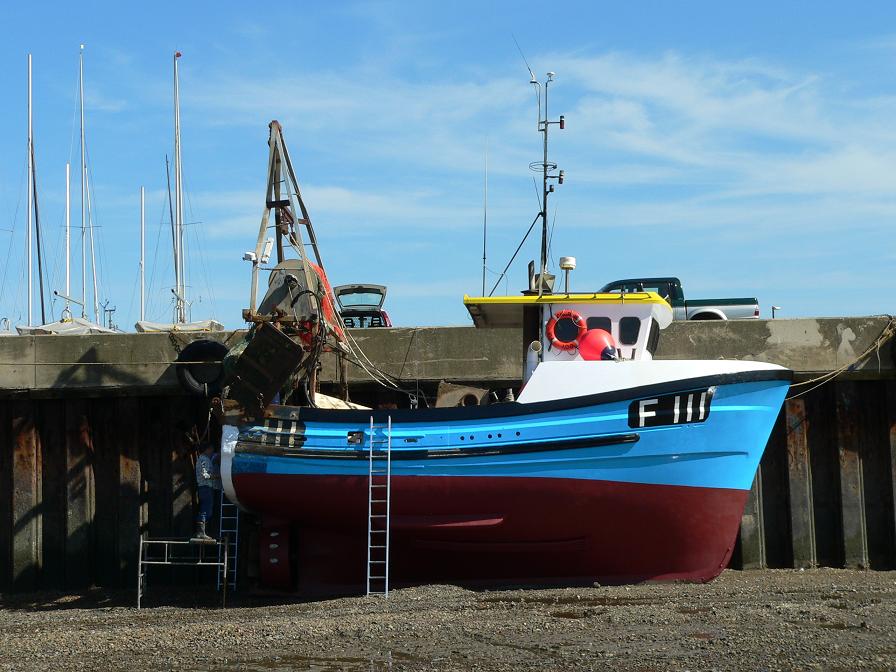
[646,318,661,355]
[619,316,641,345]
[586,316,611,332]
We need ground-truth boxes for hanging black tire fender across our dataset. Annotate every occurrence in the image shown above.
[176,339,230,396]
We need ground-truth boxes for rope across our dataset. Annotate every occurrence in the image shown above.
[785,315,896,400]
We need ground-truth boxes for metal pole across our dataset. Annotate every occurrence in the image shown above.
[173,52,185,323]
[538,78,550,299]
[65,163,70,313]
[27,54,32,326]
[79,45,87,318]
[140,186,145,321]
[137,535,143,609]
[481,139,488,296]
[221,535,228,609]
[86,170,99,324]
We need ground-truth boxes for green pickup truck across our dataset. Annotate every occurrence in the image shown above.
[598,277,760,321]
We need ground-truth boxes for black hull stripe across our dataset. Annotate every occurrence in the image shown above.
[260,369,792,425]
[237,433,640,461]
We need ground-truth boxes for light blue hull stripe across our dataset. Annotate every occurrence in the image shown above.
[233,380,788,492]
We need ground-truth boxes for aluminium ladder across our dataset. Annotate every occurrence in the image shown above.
[366,415,392,597]
[217,489,240,591]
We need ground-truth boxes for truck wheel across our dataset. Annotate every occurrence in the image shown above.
[690,313,724,321]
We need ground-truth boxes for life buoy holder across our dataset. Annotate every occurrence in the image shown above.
[546,309,587,351]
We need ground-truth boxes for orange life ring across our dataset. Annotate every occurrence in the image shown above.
[546,309,587,351]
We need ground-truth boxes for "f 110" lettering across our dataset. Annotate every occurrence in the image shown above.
[627,388,714,428]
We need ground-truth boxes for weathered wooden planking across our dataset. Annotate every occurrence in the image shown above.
[90,398,119,585]
[38,399,67,588]
[118,397,142,588]
[887,381,896,567]
[786,398,817,568]
[738,467,766,569]
[65,398,94,587]
[760,410,792,568]
[860,381,893,568]
[806,384,841,567]
[139,397,171,538]
[170,397,200,539]
[0,401,10,590]
[11,400,41,590]
[835,381,869,568]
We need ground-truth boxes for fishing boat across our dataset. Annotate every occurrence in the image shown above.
[214,76,790,594]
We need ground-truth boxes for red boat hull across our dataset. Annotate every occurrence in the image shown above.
[234,473,748,592]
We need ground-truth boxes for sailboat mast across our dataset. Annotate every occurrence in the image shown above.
[65,163,70,312]
[173,51,186,323]
[79,45,87,318]
[140,186,145,321]
[32,145,46,325]
[27,54,33,326]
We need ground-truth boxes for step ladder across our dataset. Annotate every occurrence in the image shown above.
[217,489,240,591]
[366,415,392,597]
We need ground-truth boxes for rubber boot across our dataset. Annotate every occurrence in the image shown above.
[191,519,216,544]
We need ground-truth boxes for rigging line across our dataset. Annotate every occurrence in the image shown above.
[45,189,67,319]
[547,202,558,267]
[30,143,47,324]
[785,316,896,400]
[189,217,218,317]
[337,322,401,391]
[144,193,168,321]
[181,172,217,317]
[165,154,176,296]
[488,212,541,296]
[511,33,537,82]
[0,160,28,318]
[84,147,110,304]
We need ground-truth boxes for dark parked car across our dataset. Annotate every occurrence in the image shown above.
[334,284,392,328]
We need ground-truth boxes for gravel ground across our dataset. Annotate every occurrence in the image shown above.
[1,569,895,671]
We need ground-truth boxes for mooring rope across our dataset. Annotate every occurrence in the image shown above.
[785,315,896,400]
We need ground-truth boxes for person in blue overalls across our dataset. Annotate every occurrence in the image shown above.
[192,442,220,542]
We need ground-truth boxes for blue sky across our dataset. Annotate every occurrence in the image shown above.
[1,1,896,329]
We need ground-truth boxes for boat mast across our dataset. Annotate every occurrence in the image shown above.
[481,139,488,296]
[31,141,46,325]
[65,163,70,315]
[533,72,564,299]
[173,51,186,323]
[27,54,32,326]
[140,186,145,322]
[79,44,87,319]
